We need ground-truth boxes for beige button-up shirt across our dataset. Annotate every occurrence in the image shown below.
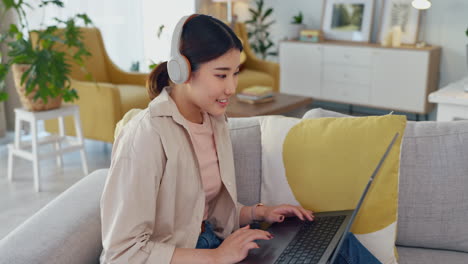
[100,87,243,264]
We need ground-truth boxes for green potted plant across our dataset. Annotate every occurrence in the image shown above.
[245,0,277,60]
[0,0,93,111]
[287,11,305,40]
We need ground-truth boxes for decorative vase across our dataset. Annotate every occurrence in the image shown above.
[12,64,62,111]
[287,23,305,40]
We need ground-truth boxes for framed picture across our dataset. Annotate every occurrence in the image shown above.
[378,0,420,44]
[321,0,375,42]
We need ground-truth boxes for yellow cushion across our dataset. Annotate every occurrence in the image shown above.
[116,84,151,116]
[260,115,407,264]
[114,108,143,140]
[237,69,274,93]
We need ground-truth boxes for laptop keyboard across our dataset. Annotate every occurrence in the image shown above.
[274,215,346,264]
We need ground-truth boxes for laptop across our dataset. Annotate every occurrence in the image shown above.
[239,132,399,264]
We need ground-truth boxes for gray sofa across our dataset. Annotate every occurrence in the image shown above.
[1,109,467,264]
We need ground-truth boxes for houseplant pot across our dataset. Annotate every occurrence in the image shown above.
[287,11,305,40]
[0,0,93,111]
[287,23,305,40]
[12,64,62,111]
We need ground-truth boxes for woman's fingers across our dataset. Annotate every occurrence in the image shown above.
[298,207,314,221]
[287,206,305,221]
[236,229,272,244]
[234,227,271,239]
[244,241,260,251]
[241,232,272,247]
[281,206,315,221]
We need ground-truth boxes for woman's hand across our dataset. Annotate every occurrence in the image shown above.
[258,204,314,224]
[212,224,273,264]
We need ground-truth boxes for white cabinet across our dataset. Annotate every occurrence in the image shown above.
[279,41,441,114]
[280,42,322,97]
[322,46,372,67]
[371,49,429,112]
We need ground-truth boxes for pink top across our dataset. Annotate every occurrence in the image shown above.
[186,112,222,220]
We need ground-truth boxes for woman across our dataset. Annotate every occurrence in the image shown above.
[100,14,380,264]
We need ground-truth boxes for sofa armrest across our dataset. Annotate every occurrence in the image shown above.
[0,169,109,264]
[104,53,148,86]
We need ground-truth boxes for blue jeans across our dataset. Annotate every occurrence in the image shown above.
[195,221,223,249]
[195,221,381,264]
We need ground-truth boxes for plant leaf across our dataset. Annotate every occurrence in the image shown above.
[261,8,273,22]
[39,0,64,8]
[0,91,8,101]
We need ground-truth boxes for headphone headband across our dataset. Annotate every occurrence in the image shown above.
[168,14,198,84]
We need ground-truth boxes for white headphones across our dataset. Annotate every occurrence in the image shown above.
[168,14,198,84]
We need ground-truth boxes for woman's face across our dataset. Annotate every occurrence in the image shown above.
[187,48,241,117]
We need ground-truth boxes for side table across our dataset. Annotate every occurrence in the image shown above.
[7,105,89,192]
[428,78,468,121]
[227,93,313,117]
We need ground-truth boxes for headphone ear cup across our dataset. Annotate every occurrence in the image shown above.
[168,56,190,84]
[179,56,191,83]
[168,58,182,84]
[168,14,196,84]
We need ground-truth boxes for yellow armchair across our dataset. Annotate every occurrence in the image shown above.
[41,28,150,143]
[232,23,280,93]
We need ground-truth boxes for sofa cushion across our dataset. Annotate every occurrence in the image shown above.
[397,246,468,264]
[260,114,407,264]
[397,121,468,252]
[0,169,108,264]
[303,108,468,253]
[114,108,144,140]
[303,108,351,119]
[228,117,262,205]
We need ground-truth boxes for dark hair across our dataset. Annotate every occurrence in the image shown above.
[147,14,243,100]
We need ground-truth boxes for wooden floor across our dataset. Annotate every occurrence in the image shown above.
[0,130,112,239]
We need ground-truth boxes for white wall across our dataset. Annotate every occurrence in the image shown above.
[423,0,468,86]
[251,0,468,87]
[24,0,145,72]
[141,0,196,71]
